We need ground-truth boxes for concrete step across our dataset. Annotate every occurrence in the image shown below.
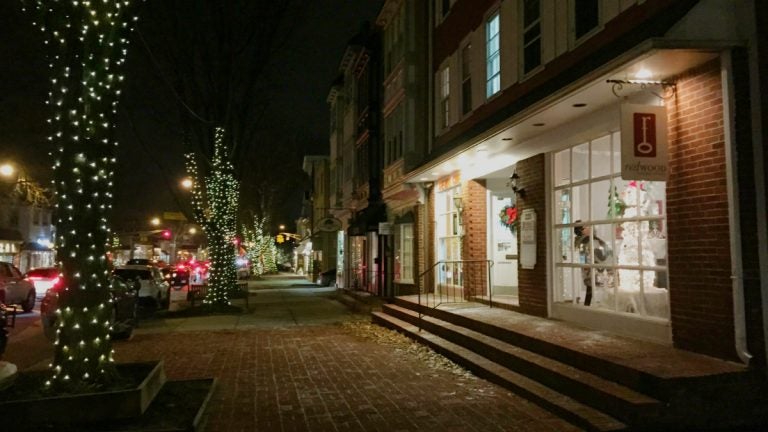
[373,311,628,431]
[381,303,663,427]
[392,297,663,397]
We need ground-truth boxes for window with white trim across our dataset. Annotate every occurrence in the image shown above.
[521,0,541,75]
[436,186,462,287]
[485,12,500,98]
[573,0,600,41]
[439,65,451,130]
[552,132,669,319]
[461,43,472,115]
[395,223,414,283]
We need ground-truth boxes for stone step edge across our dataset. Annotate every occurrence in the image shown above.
[382,303,662,418]
[372,311,628,432]
[393,297,659,393]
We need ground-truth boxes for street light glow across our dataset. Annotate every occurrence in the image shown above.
[279,224,285,230]
[150,217,160,226]
[181,177,193,189]
[0,163,15,178]
[189,227,197,234]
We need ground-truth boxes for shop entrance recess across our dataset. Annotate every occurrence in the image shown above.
[488,191,519,304]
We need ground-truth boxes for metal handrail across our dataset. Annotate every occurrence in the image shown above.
[416,260,494,331]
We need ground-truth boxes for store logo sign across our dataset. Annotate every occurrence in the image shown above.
[621,104,668,181]
[633,113,657,157]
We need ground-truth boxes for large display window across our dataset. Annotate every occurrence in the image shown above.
[553,132,669,320]
[436,186,462,287]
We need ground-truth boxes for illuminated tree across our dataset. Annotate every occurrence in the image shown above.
[20,0,140,391]
[265,242,278,274]
[243,214,267,276]
[185,128,239,306]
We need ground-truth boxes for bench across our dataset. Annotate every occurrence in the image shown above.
[188,282,249,308]
[188,284,208,307]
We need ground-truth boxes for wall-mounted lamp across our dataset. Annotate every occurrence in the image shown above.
[507,172,526,198]
[452,195,464,212]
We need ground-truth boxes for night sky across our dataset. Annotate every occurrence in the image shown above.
[0,1,382,229]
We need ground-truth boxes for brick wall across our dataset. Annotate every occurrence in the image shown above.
[666,59,738,360]
[516,154,547,317]
[461,180,488,296]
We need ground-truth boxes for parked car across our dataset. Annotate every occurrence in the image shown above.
[125,258,154,266]
[24,267,60,293]
[41,275,139,340]
[0,304,10,358]
[113,265,170,307]
[168,267,191,288]
[0,262,36,312]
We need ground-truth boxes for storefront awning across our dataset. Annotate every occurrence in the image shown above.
[405,42,722,184]
[347,202,387,236]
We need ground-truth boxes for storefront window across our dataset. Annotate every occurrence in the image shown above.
[336,231,345,289]
[436,186,462,287]
[395,223,414,283]
[553,132,669,319]
[349,236,365,290]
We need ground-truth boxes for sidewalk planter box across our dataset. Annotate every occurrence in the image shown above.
[0,360,166,427]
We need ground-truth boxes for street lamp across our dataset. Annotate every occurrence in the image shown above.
[181,177,193,189]
[0,163,15,178]
[279,224,285,230]
[150,217,160,226]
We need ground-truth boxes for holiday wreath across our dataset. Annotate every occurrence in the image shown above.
[499,204,518,232]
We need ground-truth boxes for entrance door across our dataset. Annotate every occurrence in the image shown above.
[489,193,518,299]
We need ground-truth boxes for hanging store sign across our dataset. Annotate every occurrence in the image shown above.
[620,104,669,181]
[317,217,342,232]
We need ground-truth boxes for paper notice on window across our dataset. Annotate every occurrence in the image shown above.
[520,209,536,269]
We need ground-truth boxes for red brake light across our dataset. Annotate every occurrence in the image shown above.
[52,276,65,292]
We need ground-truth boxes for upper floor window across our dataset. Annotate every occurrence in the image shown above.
[384,3,405,75]
[486,12,500,98]
[384,105,404,165]
[574,0,600,40]
[440,66,451,130]
[438,0,455,21]
[461,43,473,115]
[522,0,542,75]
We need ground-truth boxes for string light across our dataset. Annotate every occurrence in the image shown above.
[185,128,240,306]
[22,0,141,390]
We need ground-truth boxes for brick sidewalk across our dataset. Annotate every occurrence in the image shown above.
[113,324,582,432]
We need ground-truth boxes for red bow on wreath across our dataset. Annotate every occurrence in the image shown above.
[499,205,518,227]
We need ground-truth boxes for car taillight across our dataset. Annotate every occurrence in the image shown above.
[51,276,64,292]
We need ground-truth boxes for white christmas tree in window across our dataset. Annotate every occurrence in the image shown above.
[617,181,657,292]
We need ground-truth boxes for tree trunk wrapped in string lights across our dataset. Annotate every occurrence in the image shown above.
[185,128,240,306]
[244,214,267,277]
[21,0,140,391]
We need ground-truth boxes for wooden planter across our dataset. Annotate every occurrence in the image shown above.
[0,361,166,427]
